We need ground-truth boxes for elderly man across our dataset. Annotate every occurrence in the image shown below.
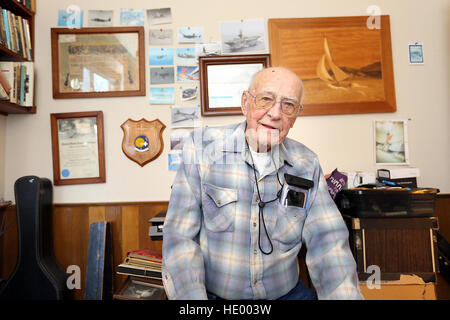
[162,67,363,300]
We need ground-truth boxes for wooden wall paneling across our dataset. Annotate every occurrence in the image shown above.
[52,205,90,300]
[434,194,450,299]
[0,207,17,280]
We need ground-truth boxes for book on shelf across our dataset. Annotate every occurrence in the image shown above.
[0,61,33,106]
[127,248,163,262]
[0,6,32,60]
[125,256,162,270]
[117,262,162,280]
[117,249,163,281]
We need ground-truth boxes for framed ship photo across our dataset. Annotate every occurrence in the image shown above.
[269,16,396,116]
[51,27,146,99]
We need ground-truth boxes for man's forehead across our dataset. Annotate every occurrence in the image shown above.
[252,69,302,98]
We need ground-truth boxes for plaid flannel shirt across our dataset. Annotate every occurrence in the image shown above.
[162,121,363,300]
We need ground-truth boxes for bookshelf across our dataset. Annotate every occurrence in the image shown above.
[0,0,35,115]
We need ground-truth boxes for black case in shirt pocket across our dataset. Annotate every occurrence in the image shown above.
[202,183,237,232]
[271,204,307,252]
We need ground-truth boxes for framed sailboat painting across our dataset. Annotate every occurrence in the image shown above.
[269,16,396,116]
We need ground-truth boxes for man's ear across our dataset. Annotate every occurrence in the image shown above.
[241,91,248,116]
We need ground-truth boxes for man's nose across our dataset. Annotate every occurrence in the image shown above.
[267,100,282,119]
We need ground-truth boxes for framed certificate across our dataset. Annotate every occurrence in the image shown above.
[199,54,270,116]
[50,111,106,186]
[51,27,145,99]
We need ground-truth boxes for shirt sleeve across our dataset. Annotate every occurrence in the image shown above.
[302,162,364,300]
[162,135,208,300]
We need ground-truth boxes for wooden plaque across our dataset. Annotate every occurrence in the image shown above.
[121,118,166,167]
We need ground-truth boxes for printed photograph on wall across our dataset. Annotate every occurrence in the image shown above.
[147,8,172,25]
[220,19,266,54]
[150,67,174,84]
[149,29,173,45]
[87,10,113,27]
[374,120,409,165]
[120,9,145,26]
[178,27,203,43]
[171,106,201,128]
[149,48,174,65]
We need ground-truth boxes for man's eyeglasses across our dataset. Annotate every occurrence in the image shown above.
[246,91,303,117]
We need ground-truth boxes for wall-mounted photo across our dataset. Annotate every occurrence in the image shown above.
[176,48,196,65]
[180,86,198,101]
[374,120,409,165]
[147,8,172,25]
[150,67,174,84]
[178,27,203,43]
[220,19,266,54]
[120,8,145,26]
[177,66,199,82]
[150,87,174,105]
[149,48,174,66]
[170,129,192,151]
[87,10,113,27]
[51,27,146,99]
[149,29,173,45]
[168,151,182,171]
[195,42,222,58]
[268,16,397,116]
[171,106,201,128]
[58,8,83,28]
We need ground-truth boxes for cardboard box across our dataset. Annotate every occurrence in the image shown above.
[360,275,436,300]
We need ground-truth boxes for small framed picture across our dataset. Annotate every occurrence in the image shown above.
[374,120,409,165]
[409,42,424,65]
[50,111,106,185]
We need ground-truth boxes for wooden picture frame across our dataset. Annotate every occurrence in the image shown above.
[269,16,396,116]
[51,27,145,99]
[199,54,270,116]
[50,111,106,186]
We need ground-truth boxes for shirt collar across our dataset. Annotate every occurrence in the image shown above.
[221,121,295,169]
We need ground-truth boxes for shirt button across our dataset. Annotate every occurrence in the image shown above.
[254,249,257,255]
[217,200,221,205]
[253,222,257,228]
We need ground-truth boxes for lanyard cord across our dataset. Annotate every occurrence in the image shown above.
[247,142,282,255]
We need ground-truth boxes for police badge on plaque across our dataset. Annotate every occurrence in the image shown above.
[121,118,166,167]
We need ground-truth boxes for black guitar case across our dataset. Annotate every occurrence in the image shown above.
[0,176,68,300]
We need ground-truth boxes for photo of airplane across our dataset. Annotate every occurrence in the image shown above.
[171,106,201,128]
[150,67,174,84]
[178,27,203,43]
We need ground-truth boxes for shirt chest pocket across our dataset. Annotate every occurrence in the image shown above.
[271,205,307,252]
[201,183,237,232]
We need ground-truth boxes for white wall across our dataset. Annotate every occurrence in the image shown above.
[1,0,449,203]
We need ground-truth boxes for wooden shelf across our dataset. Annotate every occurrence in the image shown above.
[0,0,36,115]
[0,0,34,19]
[0,99,35,115]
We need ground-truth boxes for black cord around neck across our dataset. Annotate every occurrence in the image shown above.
[247,141,282,255]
